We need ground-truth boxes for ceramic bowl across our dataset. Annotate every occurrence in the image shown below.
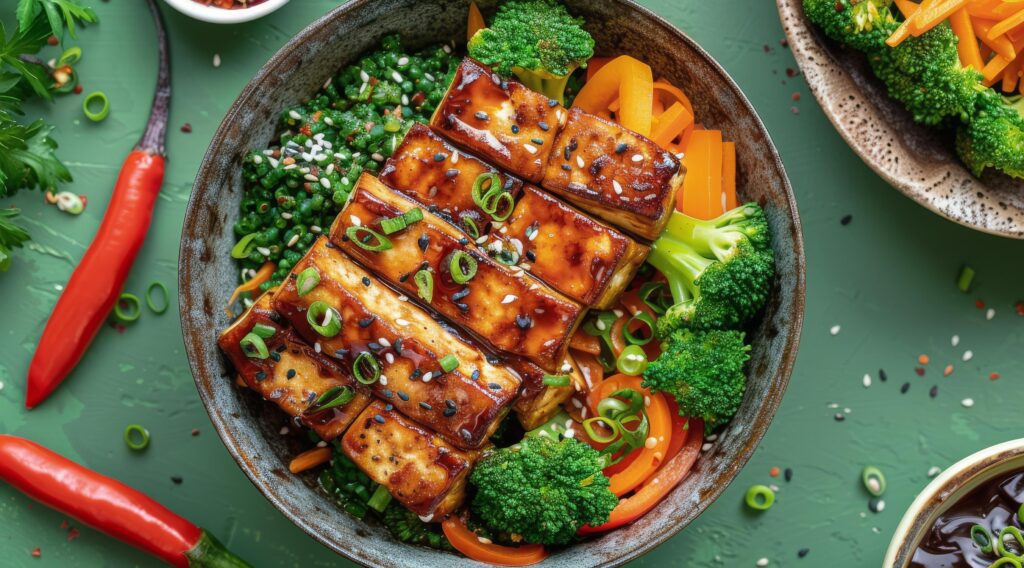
[162,0,289,24]
[777,0,1024,239]
[885,439,1024,567]
[179,1,806,565]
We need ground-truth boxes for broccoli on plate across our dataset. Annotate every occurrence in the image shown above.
[956,90,1024,179]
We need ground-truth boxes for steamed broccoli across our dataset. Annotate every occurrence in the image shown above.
[383,501,453,551]
[956,90,1024,179]
[868,23,983,125]
[467,0,595,104]
[469,412,617,545]
[642,329,750,429]
[803,0,899,52]
[647,204,774,338]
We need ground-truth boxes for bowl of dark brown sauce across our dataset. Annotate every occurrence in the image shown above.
[886,440,1024,568]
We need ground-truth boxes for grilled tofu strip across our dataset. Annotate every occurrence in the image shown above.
[431,58,567,183]
[508,355,585,431]
[541,108,683,241]
[342,400,480,518]
[330,174,585,372]
[487,185,650,309]
[273,238,520,449]
[379,123,523,237]
[218,293,372,440]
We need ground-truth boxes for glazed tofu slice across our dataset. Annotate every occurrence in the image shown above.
[379,123,523,237]
[487,185,650,309]
[431,58,567,183]
[540,108,683,241]
[272,238,520,450]
[218,293,372,440]
[329,174,585,373]
[509,354,586,431]
[342,401,479,518]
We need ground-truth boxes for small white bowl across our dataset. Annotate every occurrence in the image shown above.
[162,0,289,24]
[886,439,1024,567]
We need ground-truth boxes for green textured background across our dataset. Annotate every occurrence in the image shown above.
[1,1,1022,566]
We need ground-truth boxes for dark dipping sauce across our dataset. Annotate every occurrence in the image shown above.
[911,469,1024,567]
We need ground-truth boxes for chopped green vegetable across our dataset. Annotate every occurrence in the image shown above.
[296,267,321,296]
[304,386,355,416]
[82,90,109,121]
[542,374,570,387]
[353,351,381,385]
[745,484,775,511]
[439,354,459,373]
[240,332,269,359]
[956,90,1024,179]
[123,424,149,451]
[250,322,276,339]
[346,226,392,252]
[414,269,433,302]
[306,301,341,337]
[616,344,648,376]
[113,293,141,323]
[862,465,886,497]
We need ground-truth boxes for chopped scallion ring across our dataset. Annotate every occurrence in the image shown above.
[616,345,649,376]
[745,485,775,511]
[346,226,392,252]
[380,215,408,235]
[114,293,141,323]
[637,281,672,316]
[623,312,655,346]
[231,233,260,259]
[402,208,424,224]
[439,354,460,373]
[123,424,150,451]
[83,91,110,122]
[296,267,321,296]
[972,524,994,554]
[145,281,169,315]
[957,265,975,293]
[542,374,570,387]
[353,351,381,385]
[448,251,478,284]
[250,323,276,339]
[862,465,886,497]
[471,172,501,205]
[482,191,514,221]
[582,417,619,444]
[304,385,355,416]
[460,215,480,239]
[306,301,342,337]
[58,46,82,66]
[240,332,269,359]
[415,269,434,303]
[998,526,1024,559]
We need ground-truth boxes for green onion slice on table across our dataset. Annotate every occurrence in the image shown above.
[745,485,775,511]
[114,293,141,323]
[145,281,170,314]
[123,424,150,451]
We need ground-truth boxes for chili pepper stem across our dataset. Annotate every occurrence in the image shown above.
[185,530,252,568]
[138,0,171,155]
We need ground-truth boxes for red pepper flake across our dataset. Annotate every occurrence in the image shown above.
[786,67,798,77]
[73,84,83,94]
[31,548,41,558]
[1015,302,1024,316]
[59,520,68,529]
[975,299,986,309]
[944,364,954,377]
[990,372,1001,381]
[763,44,772,53]
[47,35,58,46]
[915,367,925,377]
[299,124,312,137]
[180,123,192,133]
[191,428,200,436]
[770,466,780,477]
[918,354,930,365]
[791,92,801,101]
[780,38,789,48]
[67,527,80,542]
[791,106,800,114]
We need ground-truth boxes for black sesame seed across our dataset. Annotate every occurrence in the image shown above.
[900,382,910,394]
[445,399,456,409]
[840,214,852,226]
[531,137,543,145]
[471,369,481,381]
[418,234,430,251]
[419,401,433,410]
[286,369,296,379]
[374,414,386,424]
[798,548,809,558]
[307,392,317,403]
[419,261,430,271]
[538,121,550,131]
[255,371,267,382]
[433,153,447,162]
[515,314,532,329]
[563,146,572,160]
[382,389,393,399]
[879,368,888,382]
[456,302,469,312]
[368,342,382,351]
[459,237,469,245]
[358,317,374,328]
[474,111,489,121]
[445,168,460,178]
[548,98,558,107]
[361,276,371,287]
[486,355,501,365]
[929,385,938,398]
[384,403,394,411]
[393,338,403,353]
[269,351,281,362]
[398,391,410,401]
[452,287,471,301]
[443,407,456,417]
[399,272,410,283]
[561,164,571,171]
[334,348,349,358]
[171,476,183,485]
[275,344,287,353]
[615,143,628,154]
[511,124,520,134]
[834,413,845,422]
[525,250,537,262]
[411,368,422,379]
[784,468,793,482]
[488,382,502,390]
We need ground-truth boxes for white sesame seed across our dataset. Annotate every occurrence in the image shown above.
[927,466,942,477]
[595,319,607,331]
[631,154,643,163]
[706,434,718,442]
[396,318,409,326]
[304,173,318,182]
[475,236,488,244]
[962,350,973,362]
[288,110,302,121]
[564,429,575,439]
[952,335,960,347]
[863,374,872,388]
[477,537,491,544]
[341,177,350,185]
[424,72,435,82]
[576,155,584,168]
[324,116,334,126]
[961,398,975,408]
[644,437,657,449]
[0,381,4,391]
[443,44,452,53]
[830,324,841,336]
[314,341,322,353]
[397,56,409,66]
[350,215,362,226]
[386,353,395,364]
[401,94,409,106]
[321,178,332,189]
[701,443,713,452]
[501,294,517,304]
[279,426,289,435]
[317,441,328,448]
[419,513,434,522]
[612,180,623,195]
[287,234,300,247]
[571,398,583,409]
[422,372,433,383]
[212,53,221,67]
[391,70,403,83]
[379,338,391,348]
[451,151,459,163]
[756,559,769,567]
[379,375,388,385]
[281,212,293,220]
[523,143,538,154]
[397,295,408,302]
[325,163,334,174]
[561,362,572,373]
[252,154,263,165]
[310,225,322,234]
[372,152,385,162]
[256,246,271,256]
[358,82,368,95]
[359,69,370,82]
[986,308,995,320]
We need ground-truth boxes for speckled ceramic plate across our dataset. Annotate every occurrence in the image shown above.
[179,1,805,566]
[777,0,1024,239]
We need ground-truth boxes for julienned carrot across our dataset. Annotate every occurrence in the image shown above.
[973,18,1017,61]
[911,0,969,36]
[467,1,485,43]
[893,0,918,18]
[288,447,333,474]
[722,141,737,210]
[989,8,1024,41]
[679,130,724,219]
[225,261,274,316]
[653,80,694,117]
[950,8,985,70]
[1002,64,1019,92]
[650,102,694,148]
[573,55,654,135]
[888,0,935,45]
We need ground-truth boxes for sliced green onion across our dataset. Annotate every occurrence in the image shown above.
[460,215,480,239]
[637,281,672,316]
[623,312,656,346]
[471,172,501,205]
[448,251,478,284]
[306,301,341,337]
[250,323,276,338]
[972,524,994,554]
[403,208,424,224]
[123,424,150,451]
[346,226,392,252]
[616,345,649,376]
[82,91,110,122]
[231,233,260,259]
[415,269,434,303]
[380,215,408,235]
[1019,502,1024,523]
[596,397,630,418]
[862,465,886,497]
[745,485,775,511]
[990,558,1023,568]
[542,374,570,387]
[353,352,381,385]
[367,484,394,513]
[439,354,460,373]
[145,281,169,315]
[957,265,975,293]
[482,191,514,222]
[998,526,1024,559]
[58,46,82,66]
[304,385,355,416]
[296,267,321,296]
[240,332,269,359]
[582,417,619,444]
[114,293,141,323]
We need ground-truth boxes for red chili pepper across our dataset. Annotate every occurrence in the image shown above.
[26,0,172,408]
[0,435,250,567]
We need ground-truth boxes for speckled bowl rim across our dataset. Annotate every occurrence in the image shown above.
[776,0,1024,240]
[179,1,805,566]
[885,439,1024,567]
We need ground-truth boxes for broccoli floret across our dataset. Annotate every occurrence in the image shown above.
[647,204,774,338]
[469,413,617,546]
[956,90,1024,179]
[467,0,595,104]
[382,501,453,551]
[642,329,750,429]
[803,0,899,52]
[868,23,982,125]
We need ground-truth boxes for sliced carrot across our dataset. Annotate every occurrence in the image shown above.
[889,0,931,46]
[679,129,723,219]
[974,18,1017,61]
[950,8,985,71]
[573,55,653,136]
[893,0,919,18]
[649,102,694,148]
[722,141,737,211]
[443,517,547,566]
[967,0,1024,21]
[1019,54,1024,95]
[988,8,1024,42]
[1002,64,1020,93]
[653,80,694,117]
[226,262,274,316]
[289,447,332,474]
[910,0,968,36]
[651,95,665,117]
[587,56,612,81]
[467,1,485,43]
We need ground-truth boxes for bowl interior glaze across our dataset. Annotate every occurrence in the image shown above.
[179,1,805,566]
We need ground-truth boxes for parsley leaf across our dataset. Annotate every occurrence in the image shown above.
[0,208,31,272]
[17,0,98,40]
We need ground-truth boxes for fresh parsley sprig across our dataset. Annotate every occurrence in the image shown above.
[0,208,31,272]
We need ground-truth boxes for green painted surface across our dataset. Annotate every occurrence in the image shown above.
[0,1,1022,566]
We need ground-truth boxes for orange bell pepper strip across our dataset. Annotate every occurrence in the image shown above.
[226,262,274,316]
[722,141,737,211]
[467,1,485,42]
[950,8,985,71]
[573,55,654,136]
[679,129,724,219]
[442,516,548,566]
[609,315,629,357]
[650,102,694,148]
[577,419,703,534]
